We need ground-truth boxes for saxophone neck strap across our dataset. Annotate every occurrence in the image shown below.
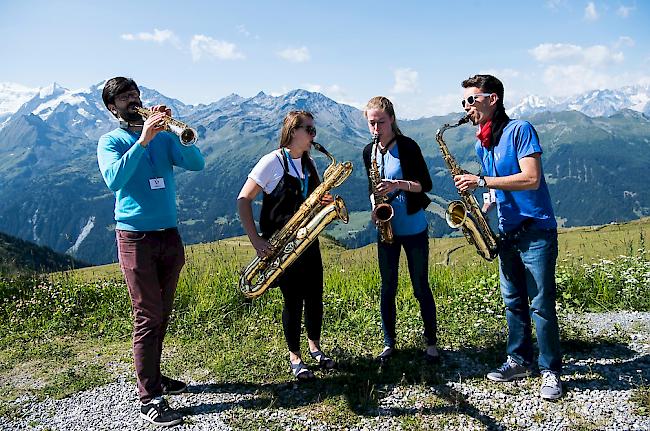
[283,148,309,199]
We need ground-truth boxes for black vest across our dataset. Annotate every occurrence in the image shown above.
[259,151,320,239]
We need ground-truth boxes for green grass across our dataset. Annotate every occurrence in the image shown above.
[1,217,649,424]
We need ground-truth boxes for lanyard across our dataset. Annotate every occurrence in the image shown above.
[283,149,309,199]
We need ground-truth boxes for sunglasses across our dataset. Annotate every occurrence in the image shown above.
[297,125,317,135]
[461,93,493,108]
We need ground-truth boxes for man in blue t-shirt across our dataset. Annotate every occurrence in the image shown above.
[97,77,204,426]
[453,74,562,401]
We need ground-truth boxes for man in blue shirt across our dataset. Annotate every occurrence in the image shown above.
[97,77,205,426]
[453,74,562,400]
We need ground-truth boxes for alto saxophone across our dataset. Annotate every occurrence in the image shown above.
[135,106,198,146]
[369,135,394,244]
[239,143,353,298]
[435,115,499,261]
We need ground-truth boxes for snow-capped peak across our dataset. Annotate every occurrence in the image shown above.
[38,82,67,99]
[0,82,39,115]
[509,84,650,118]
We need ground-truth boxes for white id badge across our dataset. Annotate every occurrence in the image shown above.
[483,189,497,205]
[149,177,166,190]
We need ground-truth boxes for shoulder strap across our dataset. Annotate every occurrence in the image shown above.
[277,151,289,173]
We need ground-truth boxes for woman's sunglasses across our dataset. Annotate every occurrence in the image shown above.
[297,125,317,135]
[461,93,493,108]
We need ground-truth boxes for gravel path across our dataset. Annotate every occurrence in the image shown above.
[2,312,649,430]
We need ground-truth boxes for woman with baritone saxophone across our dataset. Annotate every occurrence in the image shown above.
[237,111,343,381]
[362,96,440,364]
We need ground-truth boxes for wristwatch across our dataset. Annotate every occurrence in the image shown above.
[477,175,486,188]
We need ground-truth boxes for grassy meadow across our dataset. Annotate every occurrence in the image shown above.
[0,218,648,424]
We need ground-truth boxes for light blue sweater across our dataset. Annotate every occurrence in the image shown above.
[97,128,205,231]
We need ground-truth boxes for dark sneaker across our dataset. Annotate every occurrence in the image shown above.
[140,397,183,427]
[161,375,187,395]
[540,370,563,400]
[377,346,394,363]
[487,356,531,382]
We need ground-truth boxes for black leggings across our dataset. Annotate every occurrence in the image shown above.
[278,242,324,352]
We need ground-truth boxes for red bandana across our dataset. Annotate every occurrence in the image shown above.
[477,121,492,148]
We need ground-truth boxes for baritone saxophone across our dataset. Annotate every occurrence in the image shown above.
[435,115,499,261]
[238,142,353,299]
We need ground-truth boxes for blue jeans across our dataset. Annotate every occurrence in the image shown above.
[498,226,561,372]
[377,229,437,348]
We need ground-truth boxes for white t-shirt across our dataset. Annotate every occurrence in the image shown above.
[249,149,316,194]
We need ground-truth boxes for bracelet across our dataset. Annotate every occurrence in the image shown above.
[406,181,411,192]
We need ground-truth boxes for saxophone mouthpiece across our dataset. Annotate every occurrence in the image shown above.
[458,114,471,125]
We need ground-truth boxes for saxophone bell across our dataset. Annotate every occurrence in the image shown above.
[374,203,394,223]
[445,200,468,229]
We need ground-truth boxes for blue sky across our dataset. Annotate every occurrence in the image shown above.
[1,0,648,118]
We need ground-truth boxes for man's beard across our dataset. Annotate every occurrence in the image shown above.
[117,103,143,123]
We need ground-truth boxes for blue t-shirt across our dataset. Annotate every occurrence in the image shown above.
[476,120,556,233]
[376,145,428,236]
[97,128,205,231]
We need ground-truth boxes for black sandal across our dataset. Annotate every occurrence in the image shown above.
[289,360,315,381]
[309,350,336,369]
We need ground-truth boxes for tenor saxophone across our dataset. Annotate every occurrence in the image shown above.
[369,135,394,244]
[239,143,353,298]
[435,115,499,261]
[135,106,198,145]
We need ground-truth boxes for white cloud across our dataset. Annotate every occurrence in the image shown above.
[614,36,635,48]
[617,5,634,17]
[121,29,180,48]
[303,83,362,108]
[236,25,251,37]
[545,0,565,10]
[529,43,623,66]
[190,35,245,61]
[277,47,310,63]
[541,64,610,96]
[584,2,599,20]
[391,68,418,94]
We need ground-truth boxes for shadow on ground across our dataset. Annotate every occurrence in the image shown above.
[179,336,648,429]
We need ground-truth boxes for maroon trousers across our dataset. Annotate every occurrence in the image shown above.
[116,228,185,403]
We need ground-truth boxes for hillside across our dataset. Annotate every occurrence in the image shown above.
[75,217,650,283]
[0,231,88,274]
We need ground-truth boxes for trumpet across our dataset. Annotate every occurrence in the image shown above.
[135,106,198,146]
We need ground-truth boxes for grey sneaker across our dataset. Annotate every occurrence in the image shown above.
[540,370,563,400]
[487,356,531,382]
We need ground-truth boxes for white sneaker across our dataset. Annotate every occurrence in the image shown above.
[540,370,563,400]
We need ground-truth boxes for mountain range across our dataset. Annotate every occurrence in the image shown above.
[0,81,648,264]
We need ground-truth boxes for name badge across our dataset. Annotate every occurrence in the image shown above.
[149,177,165,190]
[483,189,496,204]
